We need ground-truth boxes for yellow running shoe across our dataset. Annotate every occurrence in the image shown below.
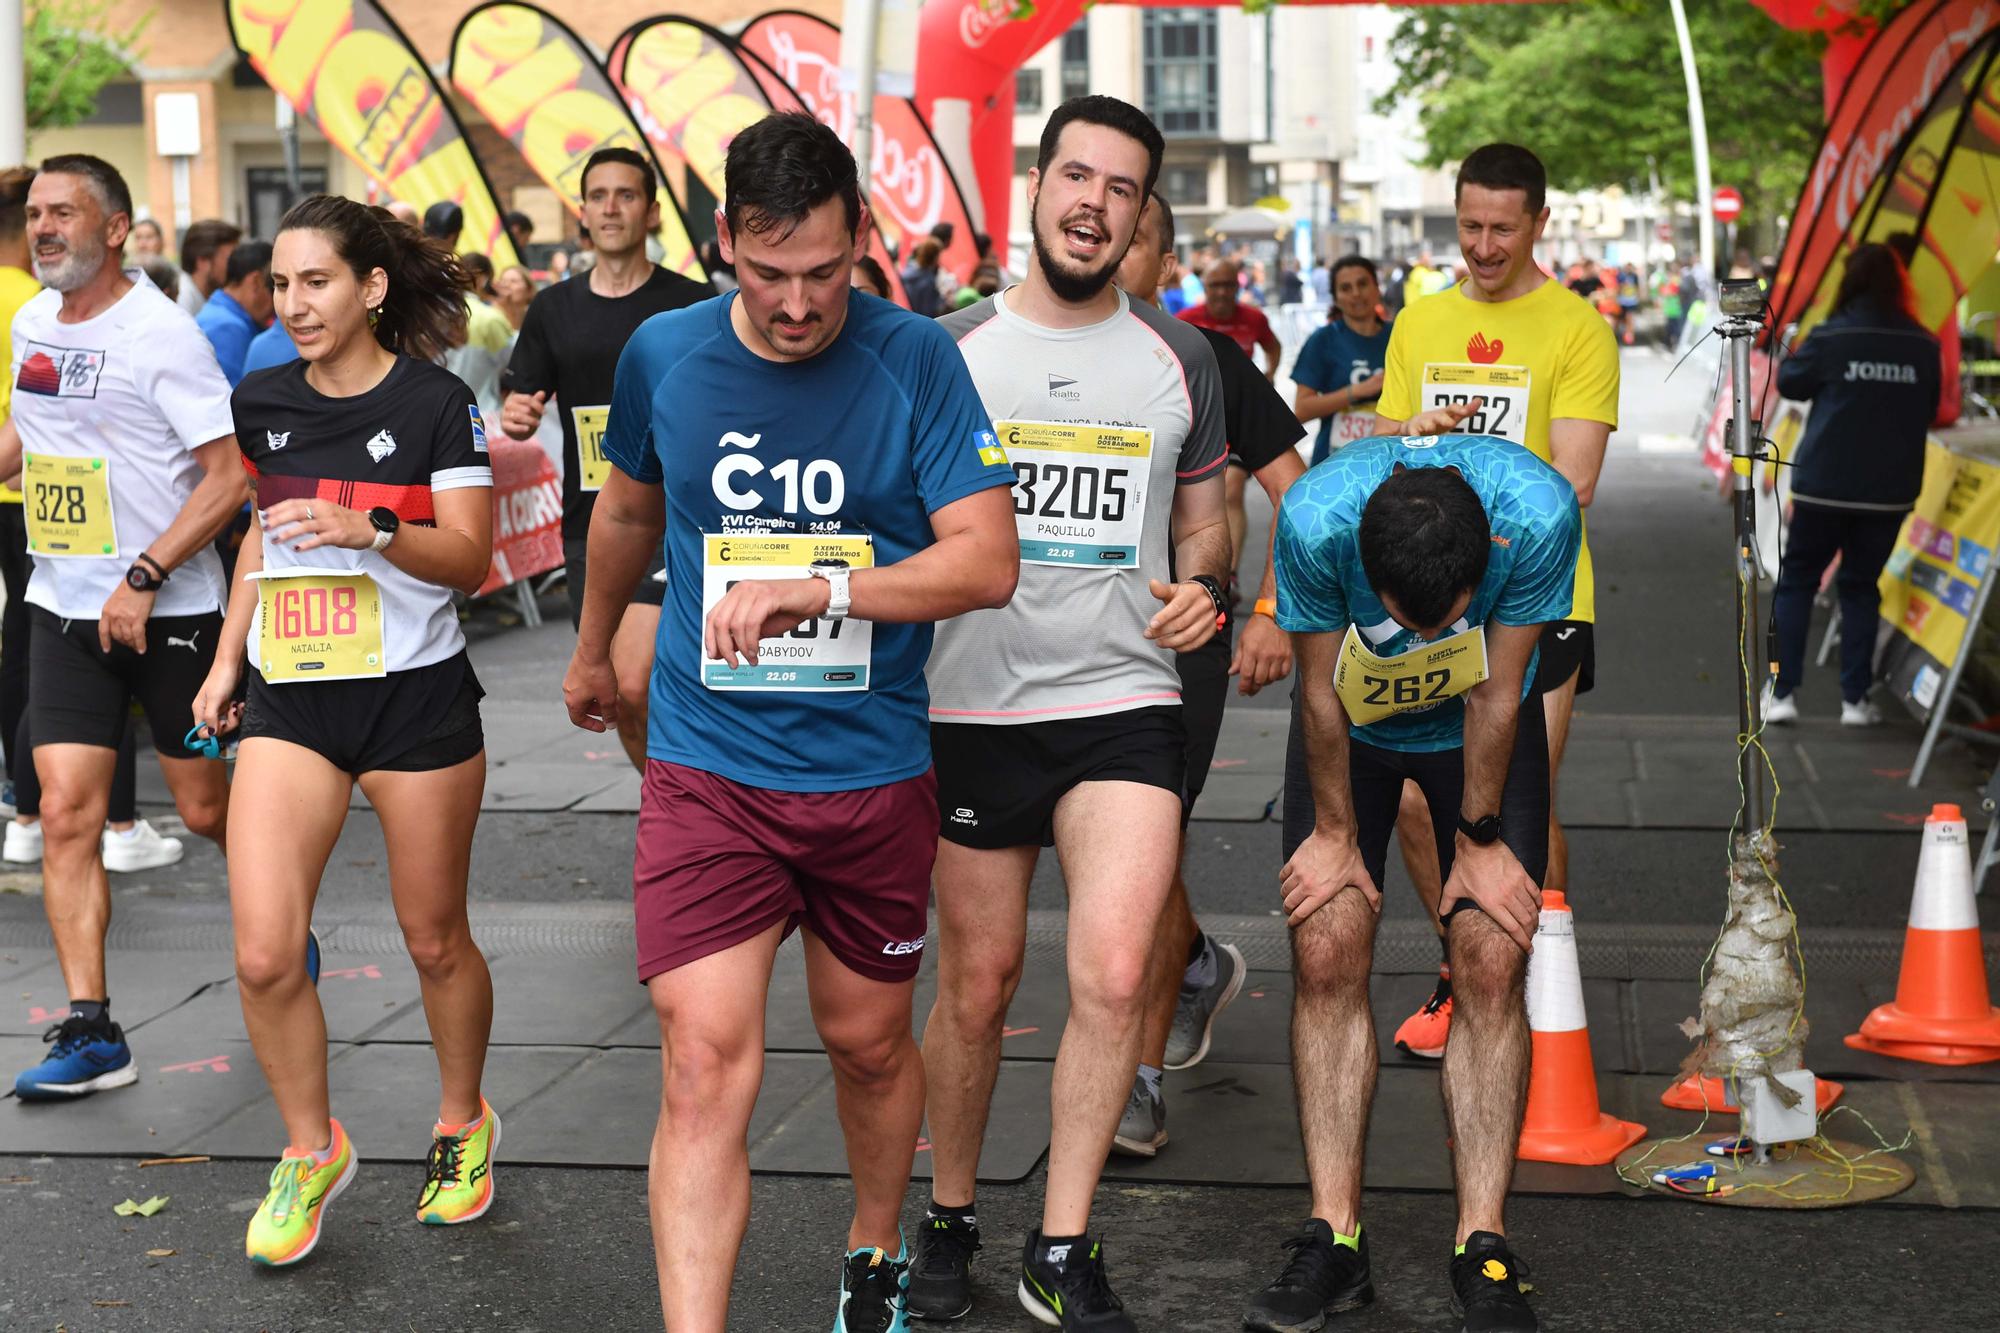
[417,1098,500,1225]
[245,1118,358,1267]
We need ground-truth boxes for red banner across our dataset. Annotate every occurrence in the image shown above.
[736,11,981,282]
[478,437,565,598]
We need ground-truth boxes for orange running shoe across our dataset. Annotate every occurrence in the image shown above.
[1393,968,1453,1059]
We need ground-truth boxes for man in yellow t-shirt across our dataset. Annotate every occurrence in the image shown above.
[1371,142,1620,1060]
[1,167,43,814]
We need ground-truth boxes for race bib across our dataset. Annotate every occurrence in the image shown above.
[253,570,386,683]
[994,420,1152,567]
[572,405,612,492]
[1331,410,1377,448]
[700,533,874,691]
[1334,623,1489,726]
[1420,364,1531,444]
[23,453,116,557]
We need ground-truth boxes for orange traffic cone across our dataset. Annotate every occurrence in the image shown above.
[1846,803,2000,1065]
[1518,891,1646,1164]
[1659,1071,1843,1114]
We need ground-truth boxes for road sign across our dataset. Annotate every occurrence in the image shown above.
[1713,187,1743,224]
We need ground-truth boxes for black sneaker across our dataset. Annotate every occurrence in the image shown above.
[1243,1219,1374,1332]
[835,1243,909,1333]
[1017,1231,1134,1331]
[1450,1232,1536,1333]
[906,1213,980,1320]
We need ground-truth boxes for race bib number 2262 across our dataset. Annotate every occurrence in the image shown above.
[1421,364,1530,444]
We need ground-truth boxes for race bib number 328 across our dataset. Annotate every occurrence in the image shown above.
[994,420,1153,567]
[23,452,116,557]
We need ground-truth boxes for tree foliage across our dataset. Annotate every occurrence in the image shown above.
[1383,1,1827,242]
[26,1,148,135]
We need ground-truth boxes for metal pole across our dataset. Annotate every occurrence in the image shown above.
[1668,0,1716,281]
[276,97,303,206]
[0,0,26,166]
[845,0,881,205]
[1728,323,1764,830]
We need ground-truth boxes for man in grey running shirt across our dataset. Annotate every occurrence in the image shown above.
[907,96,1230,1333]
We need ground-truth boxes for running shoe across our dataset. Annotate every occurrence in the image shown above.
[3,818,41,864]
[1841,699,1882,728]
[906,1212,980,1320]
[417,1099,501,1225]
[1109,1074,1167,1158]
[13,1014,137,1100]
[1393,968,1454,1060]
[1761,684,1797,725]
[1450,1232,1536,1333]
[101,819,184,873]
[1017,1231,1133,1332]
[245,1119,358,1267]
[1243,1219,1374,1332]
[834,1235,910,1333]
[1164,936,1246,1071]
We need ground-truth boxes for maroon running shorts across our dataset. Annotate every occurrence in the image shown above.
[633,760,939,984]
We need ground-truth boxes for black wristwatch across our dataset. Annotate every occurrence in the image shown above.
[367,506,400,553]
[1188,574,1229,621]
[1458,812,1503,846]
[125,555,165,592]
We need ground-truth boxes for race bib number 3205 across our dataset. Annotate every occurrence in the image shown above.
[1420,364,1531,444]
[994,420,1152,567]
[700,534,874,691]
[23,452,116,557]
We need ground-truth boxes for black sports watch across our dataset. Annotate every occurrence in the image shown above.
[367,506,400,553]
[1458,812,1503,846]
[125,558,165,592]
[1188,574,1229,622]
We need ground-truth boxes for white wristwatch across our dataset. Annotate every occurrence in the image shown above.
[809,559,852,620]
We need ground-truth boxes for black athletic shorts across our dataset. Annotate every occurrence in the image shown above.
[933,705,1187,849]
[1532,620,1594,697]
[563,534,667,630]
[239,651,485,776]
[28,605,221,759]
[1282,688,1549,921]
[1177,617,1233,824]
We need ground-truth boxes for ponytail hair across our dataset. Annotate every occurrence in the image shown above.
[276,194,471,361]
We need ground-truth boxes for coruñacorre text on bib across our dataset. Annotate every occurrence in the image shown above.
[23,453,116,557]
[700,533,874,691]
[995,419,1152,567]
[1334,622,1489,726]
[253,569,386,683]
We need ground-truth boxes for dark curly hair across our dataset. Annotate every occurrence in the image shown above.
[277,194,471,361]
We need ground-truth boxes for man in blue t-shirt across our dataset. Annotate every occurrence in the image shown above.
[1291,255,1394,466]
[191,239,272,386]
[1241,433,1577,1333]
[562,113,1017,1333]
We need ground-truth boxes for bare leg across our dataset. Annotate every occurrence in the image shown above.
[1290,887,1380,1232]
[1043,780,1180,1234]
[360,752,491,1125]
[649,923,784,1333]
[1395,779,1445,934]
[804,932,924,1252]
[1441,910,1530,1243]
[34,743,116,1001]
[1141,845,1201,1069]
[1225,466,1249,571]
[157,752,230,848]
[229,738,351,1152]
[612,603,660,773]
[922,841,1036,1207]
[1541,672,1580,896]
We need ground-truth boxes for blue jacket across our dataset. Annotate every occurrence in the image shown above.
[1778,301,1940,510]
[194,288,260,387]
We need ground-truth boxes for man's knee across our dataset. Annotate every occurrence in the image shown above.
[936,940,1025,1034]
[1068,943,1151,1017]
[38,781,105,847]
[1291,895,1375,999]
[1447,913,1527,1010]
[176,793,228,843]
[658,1027,762,1130]
[822,1019,916,1089]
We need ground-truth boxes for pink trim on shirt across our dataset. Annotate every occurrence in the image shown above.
[930,691,1183,719]
[1126,307,1197,449]
[1177,453,1228,480]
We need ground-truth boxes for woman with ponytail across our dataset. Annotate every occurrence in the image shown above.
[192,196,500,1266]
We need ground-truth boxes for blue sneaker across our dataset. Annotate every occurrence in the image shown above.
[306,926,322,986]
[834,1231,909,1333]
[14,1015,138,1100]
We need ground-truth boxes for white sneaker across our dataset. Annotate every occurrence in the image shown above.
[3,819,42,864]
[1841,699,1883,728]
[1762,685,1798,725]
[101,820,184,873]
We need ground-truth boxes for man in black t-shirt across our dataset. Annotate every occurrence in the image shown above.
[1109,192,1307,1158]
[501,148,708,769]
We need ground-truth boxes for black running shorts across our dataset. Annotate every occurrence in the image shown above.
[28,606,222,759]
[239,651,485,776]
[933,705,1187,849]
[1282,687,1549,920]
[563,534,667,631]
[1532,620,1594,697]
[1176,616,1232,825]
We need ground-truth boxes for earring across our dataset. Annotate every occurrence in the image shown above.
[367,305,380,328]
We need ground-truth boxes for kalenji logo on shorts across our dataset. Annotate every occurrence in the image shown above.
[882,935,927,956]
[949,807,978,825]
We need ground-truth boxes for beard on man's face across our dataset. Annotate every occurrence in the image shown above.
[1031,193,1122,305]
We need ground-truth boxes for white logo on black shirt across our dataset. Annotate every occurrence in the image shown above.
[266,430,290,451]
[365,429,398,463]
